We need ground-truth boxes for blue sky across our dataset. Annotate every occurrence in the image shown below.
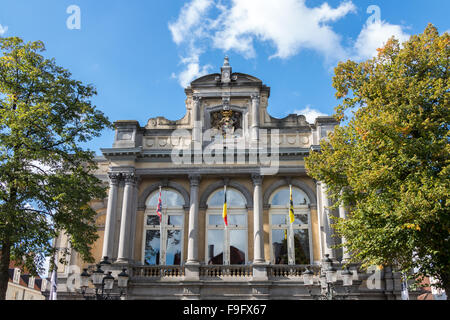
[0,0,448,154]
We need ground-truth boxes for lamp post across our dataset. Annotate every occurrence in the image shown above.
[80,257,129,300]
[302,254,354,300]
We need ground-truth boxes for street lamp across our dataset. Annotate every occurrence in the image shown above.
[80,259,129,300]
[302,254,354,300]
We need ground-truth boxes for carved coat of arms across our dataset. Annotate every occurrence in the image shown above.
[211,109,242,137]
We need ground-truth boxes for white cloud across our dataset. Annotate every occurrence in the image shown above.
[212,0,356,60]
[169,0,357,87]
[177,53,212,88]
[353,20,410,61]
[0,24,8,35]
[294,105,327,123]
[169,0,412,87]
[168,0,214,45]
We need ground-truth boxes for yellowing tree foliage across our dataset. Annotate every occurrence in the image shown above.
[305,24,449,296]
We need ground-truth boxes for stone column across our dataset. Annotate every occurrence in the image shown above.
[321,183,335,260]
[116,172,136,263]
[102,172,121,262]
[186,174,201,264]
[315,181,324,258]
[127,177,140,262]
[251,94,260,142]
[252,174,265,264]
[192,95,201,143]
[339,204,351,262]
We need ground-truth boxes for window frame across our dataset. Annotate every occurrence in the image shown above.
[142,189,185,266]
[268,186,313,265]
[13,268,21,284]
[205,187,248,265]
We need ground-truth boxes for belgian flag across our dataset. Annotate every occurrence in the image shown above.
[289,184,295,224]
[223,185,228,227]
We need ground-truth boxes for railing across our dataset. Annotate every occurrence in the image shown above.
[131,264,324,280]
[200,265,253,278]
[132,265,185,278]
[268,265,321,279]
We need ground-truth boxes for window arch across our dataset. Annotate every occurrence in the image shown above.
[206,187,248,265]
[142,188,185,266]
[269,186,312,265]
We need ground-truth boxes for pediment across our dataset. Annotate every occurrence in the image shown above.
[190,72,263,87]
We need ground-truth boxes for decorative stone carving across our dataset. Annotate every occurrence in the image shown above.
[211,109,242,137]
[123,173,137,185]
[251,174,263,186]
[188,174,201,187]
[108,172,121,184]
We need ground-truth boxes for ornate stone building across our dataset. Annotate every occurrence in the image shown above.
[52,57,410,300]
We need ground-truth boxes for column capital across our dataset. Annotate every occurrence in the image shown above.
[188,174,201,186]
[108,172,121,185]
[192,95,202,102]
[251,174,263,186]
[251,93,260,102]
[123,172,137,185]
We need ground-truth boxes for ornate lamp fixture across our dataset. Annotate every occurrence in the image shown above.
[80,257,129,300]
[302,254,354,300]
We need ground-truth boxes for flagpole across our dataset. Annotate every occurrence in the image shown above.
[288,184,295,265]
[49,247,58,300]
[156,186,163,264]
[223,184,229,265]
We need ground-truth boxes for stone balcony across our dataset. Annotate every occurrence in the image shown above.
[51,263,416,300]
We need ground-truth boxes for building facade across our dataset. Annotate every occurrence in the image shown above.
[6,264,46,300]
[52,57,412,300]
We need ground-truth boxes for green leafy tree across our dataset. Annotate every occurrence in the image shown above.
[0,37,112,299]
[305,24,449,296]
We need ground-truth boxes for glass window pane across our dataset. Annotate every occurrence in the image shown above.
[146,190,185,207]
[271,214,288,225]
[228,214,246,226]
[209,214,224,226]
[144,230,160,265]
[270,187,310,206]
[294,229,310,264]
[166,230,182,265]
[167,215,183,227]
[207,189,246,207]
[230,230,247,265]
[293,214,308,225]
[272,229,288,265]
[207,230,224,265]
[147,215,160,226]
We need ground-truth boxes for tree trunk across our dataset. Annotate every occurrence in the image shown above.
[0,238,11,300]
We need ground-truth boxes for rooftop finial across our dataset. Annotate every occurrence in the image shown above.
[223,55,230,67]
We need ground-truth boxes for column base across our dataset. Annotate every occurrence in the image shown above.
[185,262,200,280]
[252,262,269,281]
[114,258,132,265]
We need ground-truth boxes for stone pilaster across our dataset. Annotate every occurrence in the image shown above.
[321,183,335,260]
[192,95,201,143]
[251,94,260,142]
[186,174,201,264]
[339,204,351,262]
[102,172,121,262]
[116,172,137,263]
[251,174,265,264]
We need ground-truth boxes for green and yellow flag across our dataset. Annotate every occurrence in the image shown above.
[223,185,228,227]
[289,184,295,224]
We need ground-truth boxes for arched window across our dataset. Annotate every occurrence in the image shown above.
[269,186,312,265]
[143,189,185,265]
[206,188,247,265]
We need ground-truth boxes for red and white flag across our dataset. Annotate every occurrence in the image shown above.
[156,186,162,222]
